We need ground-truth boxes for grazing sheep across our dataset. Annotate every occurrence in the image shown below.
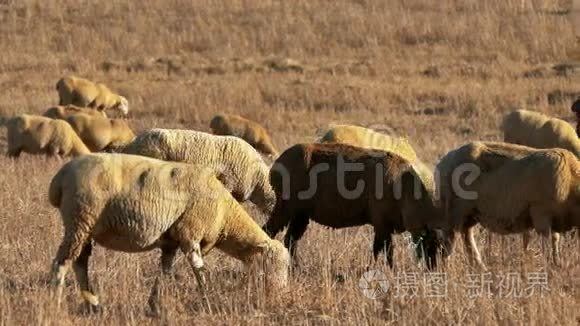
[436,141,579,268]
[262,143,445,269]
[48,153,289,310]
[43,105,107,120]
[210,114,278,157]
[65,113,135,152]
[122,128,275,216]
[56,76,129,116]
[319,124,433,190]
[2,114,90,158]
[502,109,580,157]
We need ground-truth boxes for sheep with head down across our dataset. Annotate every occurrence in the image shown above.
[65,113,135,152]
[1,114,90,158]
[122,128,276,216]
[262,142,446,269]
[48,153,289,312]
[210,113,278,158]
[502,109,580,157]
[436,141,580,269]
[56,75,129,116]
[43,105,107,120]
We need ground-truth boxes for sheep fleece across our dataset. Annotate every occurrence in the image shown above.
[48,153,289,287]
[210,114,278,156]
[122,128,275,215]
[502,110,580,157]
[43,105,107,120]
[66,113,135,152]
[56,76,128,115]
[5,114,90,157]
[319,124,433,190]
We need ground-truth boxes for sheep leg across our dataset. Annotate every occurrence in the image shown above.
[72,242,100,311]
[148,245,178,316]
[530,206,556,266]
[372,227,394,268]
[182,243,212,314]
[7,147,21,158]
[283,215,309,262]
[551,232,561,267]
[51,223,92,308]
[463,226,486,270]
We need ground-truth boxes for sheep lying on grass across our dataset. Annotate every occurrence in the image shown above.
[1,114,89,158]
[262,142,445,269]
[502,109,580,157]
[56,75,129,116]
[66,113,135,152]
[48,153,289,311]
[122,128,276,216]
[436,141,580,268]
[210,114,278,157]
[43,105,107,119]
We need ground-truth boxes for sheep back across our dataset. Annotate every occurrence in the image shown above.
[43,105,107,120]
[210,114,278,157]
[269,143,443,232]
[65,113,134,152]
[5,114,90,157]
[502,110,580,157]
[122,129,275,215]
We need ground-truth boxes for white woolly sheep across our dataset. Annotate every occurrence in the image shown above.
[122,128,275,216]
[436,141,579,269]
[2,114,90,158]
[48,153,289,311]
[43,105,107,120]
[65,113,135,152]
[56,76,129,116]
[502,109,580,157]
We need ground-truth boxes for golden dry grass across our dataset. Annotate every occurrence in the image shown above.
[0,0,579,324]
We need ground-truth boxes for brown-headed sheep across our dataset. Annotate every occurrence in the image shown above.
[2,114,90,158]
[65,113,135,152]
[56,76,129,116]
[436,141,579,268]
[210,114,278,157]
[48,153,289,311]
[122,128,275,216]
[43,105,107,120]
[502,109,580,157]
[262,142,445,269]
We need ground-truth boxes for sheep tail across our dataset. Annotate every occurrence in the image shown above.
[49,168,65,208]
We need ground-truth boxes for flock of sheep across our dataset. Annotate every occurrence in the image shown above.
[0,75,579,313]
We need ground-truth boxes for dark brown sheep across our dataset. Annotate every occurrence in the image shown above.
[262,143,445,269]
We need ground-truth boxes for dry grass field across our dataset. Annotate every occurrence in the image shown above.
[0,0,579,324]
